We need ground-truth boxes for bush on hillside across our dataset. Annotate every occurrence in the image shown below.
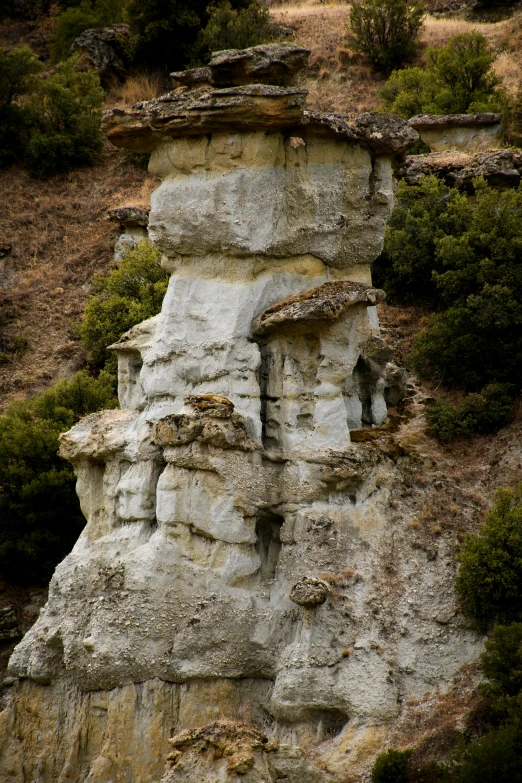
[198,1,279,57]
[50,4,100,62]
[24,57,104,177]
[80,239,168,380]
[372,749,412,783]
[452,723,522,783]
[381,33,504,117]
[0,46,42,166]
[456,486,522,630]
[0,372,117,584]
[124,0,253,72]
[481,623,522,699]
[425,384,515,442]
[348,0,424,73]
[376,176,522,392]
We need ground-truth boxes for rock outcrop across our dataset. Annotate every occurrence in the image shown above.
[398,148,522,191]
[71,24,130,87]
[408,112,504,153]
[0,45,482,783]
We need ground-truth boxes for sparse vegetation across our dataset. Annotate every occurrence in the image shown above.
[197,0,279,57]
[426,384,515,442]
[371,749,412,783]
[348,0,424,73]
[381,33,505,116]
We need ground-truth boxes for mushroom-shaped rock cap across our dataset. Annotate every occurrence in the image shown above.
[107,205,150,227]
[254,281,386,335]
[290,577,330,608]
[398,149,522,191]
[209,43,310,86]
[408,112,502,130]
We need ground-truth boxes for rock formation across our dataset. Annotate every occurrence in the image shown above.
[71,24,130,88]
[0,45,483,783]
[408,112,504,153]
[398,148,522,191]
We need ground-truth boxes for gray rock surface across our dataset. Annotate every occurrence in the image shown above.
[209,43,311,86]
[71,24,130,87]
[408,112,503,152]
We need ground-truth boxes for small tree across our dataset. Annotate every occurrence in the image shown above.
[24,57,104,177]
[348,0,424,73]
[80,239,168,381]
[0,46,42,166]
[381,32,503,117]
[456,486,522,630]
[198,1,278,57]
[50,3,100,63]
[372,749,412,783]
[0,372,117,584]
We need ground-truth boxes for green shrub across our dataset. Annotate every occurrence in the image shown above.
[381,33,504,117]
[198,1,279,58]
[0,371,117,584]
[24,57,104,177]
[453,723,522,783]
[50,4,100,63]
[348,0,424,73]
[80,239,168,380]
[456,486,522,630]
[426,384,515,443]
[0,46,42,166]
[377,176,522,392]
[481,623,522,699]
[124,0,253,72]
[372,749,412,783]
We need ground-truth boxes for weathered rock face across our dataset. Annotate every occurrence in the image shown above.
[0,46,482,783]
[408,113,504,153]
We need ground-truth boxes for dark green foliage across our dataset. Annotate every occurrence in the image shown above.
[0,46,42,166]
[481,623,522,699]
[453,723,522,783]
[0,49,104,177]
[124,0,252,72]
[377,176,522,393]
[425,384,515,442]
[0,372,117,584]
[50,4,100,62]
[197,1,278,58]
[373,176,471,305]
[24,57,104,177]
[348,0,424,73]
[80,239,168,380]
[456,487,522,630]
[381,33,504,117]
[372,749,413,783]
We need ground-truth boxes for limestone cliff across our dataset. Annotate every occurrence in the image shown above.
[0,45,484,783]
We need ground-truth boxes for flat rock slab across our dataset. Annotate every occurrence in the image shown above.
[398,149,522,191]
[102,85,307,152]
[107,206,150,226]
[301,110,418,156]
[209,43,310,86]
[255,280,385,334]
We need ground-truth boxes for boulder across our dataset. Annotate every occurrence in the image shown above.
[71,24,130,88]
[290,577,330,608]
[209,42,310,86]
[170,66,212,89]
[107,206,150,228]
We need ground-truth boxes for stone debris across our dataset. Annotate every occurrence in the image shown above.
[107,206,150,228]
[290,577,331,608]
[0,607,20,641]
